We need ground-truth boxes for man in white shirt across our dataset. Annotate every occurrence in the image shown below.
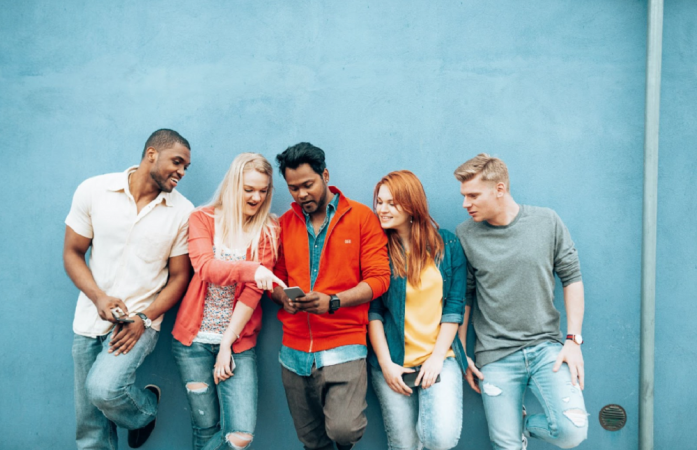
[64,129,195,449]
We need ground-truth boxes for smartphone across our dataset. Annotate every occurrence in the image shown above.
[402,371,441,388]
[283,287,306,301]
[111,307,134,323]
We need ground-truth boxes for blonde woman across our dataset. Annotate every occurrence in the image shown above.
[172,153,281,450]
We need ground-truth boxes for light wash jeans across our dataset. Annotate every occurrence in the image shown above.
[479,341,588,450]
[371,357,463,450]
[172,340,258,450]
[72,328,159,450]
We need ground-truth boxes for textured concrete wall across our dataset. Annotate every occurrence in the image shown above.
[1,1,695,448]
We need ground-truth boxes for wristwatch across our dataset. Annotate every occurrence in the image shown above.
[566,334,583,345]
[328,295,341,314]
[136,312,152,329]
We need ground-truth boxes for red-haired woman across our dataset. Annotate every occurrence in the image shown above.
[368,170,467,450]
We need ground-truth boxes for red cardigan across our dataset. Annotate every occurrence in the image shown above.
[172,207,278,353]
[274,187,390,352]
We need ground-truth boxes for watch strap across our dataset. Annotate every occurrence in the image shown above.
[328,295,340,314]
[136,312,151,328]
[566,334,583,345]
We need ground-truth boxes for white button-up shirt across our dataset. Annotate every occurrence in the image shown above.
[65,166,194,337]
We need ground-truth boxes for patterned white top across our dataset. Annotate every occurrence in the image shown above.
[194,245,246,344]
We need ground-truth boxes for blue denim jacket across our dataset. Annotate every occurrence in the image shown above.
[368,229,468,374]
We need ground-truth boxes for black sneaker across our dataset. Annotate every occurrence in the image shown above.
[128,384,161,448]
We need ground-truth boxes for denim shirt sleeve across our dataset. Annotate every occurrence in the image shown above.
[368,293,386,322]
[441,231,466,324]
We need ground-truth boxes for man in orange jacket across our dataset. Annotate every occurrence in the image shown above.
[271,142,390,450]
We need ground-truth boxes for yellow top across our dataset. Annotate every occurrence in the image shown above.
[403,259,455,367]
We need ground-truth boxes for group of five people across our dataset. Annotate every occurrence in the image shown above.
[64,129,588,450]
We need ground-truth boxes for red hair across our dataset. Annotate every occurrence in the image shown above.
[373,170,444,287]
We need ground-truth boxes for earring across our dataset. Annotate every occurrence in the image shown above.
[410,217,413,224]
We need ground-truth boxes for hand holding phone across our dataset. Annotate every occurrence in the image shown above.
[283,287,306,301]
[402,371,441,388]
[111,307,134,323]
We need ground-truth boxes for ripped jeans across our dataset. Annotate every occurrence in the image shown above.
[479,341,588,450]
[172,340,257,450]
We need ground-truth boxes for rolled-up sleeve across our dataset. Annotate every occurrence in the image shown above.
[368,294,387,322]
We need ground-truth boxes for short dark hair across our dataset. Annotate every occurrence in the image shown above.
[142,129,191,158]
[275,142,326,179]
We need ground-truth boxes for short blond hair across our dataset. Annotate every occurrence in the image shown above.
[454,153,510,190]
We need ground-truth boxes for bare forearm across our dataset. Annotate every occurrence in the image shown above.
[221,302,254,348]
[368,320,392,366]
[458,306,471,349]
[432,323,458,359]
[563,281,585,334]
[337,281,374,307]
[142,272,190,319]
[63,250,105,302]
[270,286,285,306]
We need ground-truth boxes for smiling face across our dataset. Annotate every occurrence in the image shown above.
[284,163,330,216]
[148,142,191,193]
[375,184,410,233]
[459,174,503,222]
[242,169,270,219]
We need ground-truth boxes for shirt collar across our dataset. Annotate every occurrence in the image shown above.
[106,166,175,207]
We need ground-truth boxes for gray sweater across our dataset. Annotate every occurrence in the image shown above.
[456,205,582,367]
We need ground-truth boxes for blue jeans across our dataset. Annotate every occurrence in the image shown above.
[72,328,159,450]
[172,340,258,450]
[479,342,588,450]
[371,357,463,450]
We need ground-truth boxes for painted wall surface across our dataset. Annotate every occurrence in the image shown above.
[1,1,695,449]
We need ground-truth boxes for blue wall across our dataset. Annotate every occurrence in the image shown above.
[1,1,695,448]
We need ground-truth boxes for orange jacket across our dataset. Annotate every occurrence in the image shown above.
[173,207,278,353]
[274,187,390,352]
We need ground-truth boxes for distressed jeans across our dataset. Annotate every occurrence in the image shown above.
[72,328,159,450]
[172,340,257,450]
[371,357,463,450]
[479,341,588,450]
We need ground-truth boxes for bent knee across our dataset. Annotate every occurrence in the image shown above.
[556,409,588,448]
[85,375,123,408]
[326,419,366,446]
[225,432,253,449]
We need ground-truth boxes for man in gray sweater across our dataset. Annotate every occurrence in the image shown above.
[455,154,588,450]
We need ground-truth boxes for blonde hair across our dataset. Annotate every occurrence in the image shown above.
[207,153,278,261]
[454,153,510,191]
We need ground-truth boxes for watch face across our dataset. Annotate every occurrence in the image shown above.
[575,335,583,344]
[330,297,340,311]
[138,313,151,327]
